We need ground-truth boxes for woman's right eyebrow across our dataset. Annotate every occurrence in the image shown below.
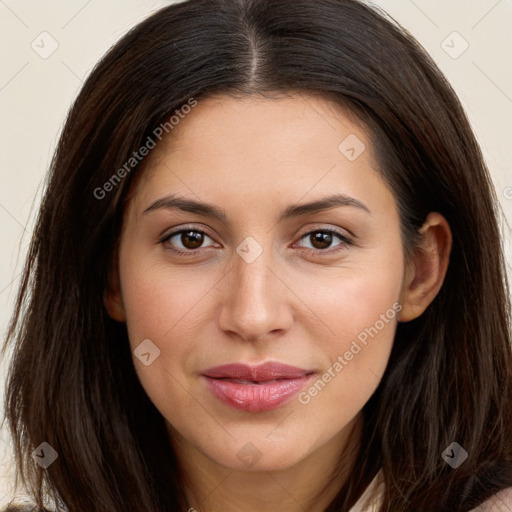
[143,195,227,221]
[143,193,371,221]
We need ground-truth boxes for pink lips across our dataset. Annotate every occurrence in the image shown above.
[202,362,314,412]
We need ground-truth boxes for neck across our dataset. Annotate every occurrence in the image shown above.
[170,414,363,512]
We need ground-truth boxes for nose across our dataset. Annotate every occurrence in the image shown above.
[217,244,293,343]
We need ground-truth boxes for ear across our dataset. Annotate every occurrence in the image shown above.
[399,212,452,322]
[103,251,126,322]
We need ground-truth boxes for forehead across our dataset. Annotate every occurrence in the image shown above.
[147,91,365,165]
[128,92,393,216]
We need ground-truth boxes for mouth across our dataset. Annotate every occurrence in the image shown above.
[201,362,315,412]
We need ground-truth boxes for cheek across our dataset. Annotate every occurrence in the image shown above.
[119,255,213,350]
[117,259,210,418]
[296,297,399,431]
[295,247,403,414]
[303,239,403,348]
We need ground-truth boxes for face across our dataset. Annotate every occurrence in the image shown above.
[108,92,410,472]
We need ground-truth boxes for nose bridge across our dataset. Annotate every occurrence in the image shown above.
[218,237,291,341]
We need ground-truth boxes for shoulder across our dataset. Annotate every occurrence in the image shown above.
[470,486,512,511]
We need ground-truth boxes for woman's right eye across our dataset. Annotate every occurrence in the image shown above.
[159,228,218,255]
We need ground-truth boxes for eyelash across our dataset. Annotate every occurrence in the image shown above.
[158,225,353,257]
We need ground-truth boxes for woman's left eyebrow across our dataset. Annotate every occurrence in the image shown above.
[143,193,371,221]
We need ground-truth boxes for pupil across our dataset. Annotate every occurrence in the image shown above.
[182,231,203,249]
[311,231,332,249]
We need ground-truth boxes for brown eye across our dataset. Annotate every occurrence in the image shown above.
[309,231,333,249]
[160,228,217,254]
[181,230,204,249]
[297,229,352,253]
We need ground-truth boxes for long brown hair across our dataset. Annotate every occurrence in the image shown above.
[2,0,512,510]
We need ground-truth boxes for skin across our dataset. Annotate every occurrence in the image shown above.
[105,92,452,512]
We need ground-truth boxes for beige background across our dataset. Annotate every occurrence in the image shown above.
[1,0,511,505]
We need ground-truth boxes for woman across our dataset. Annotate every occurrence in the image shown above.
[2,0,512,510]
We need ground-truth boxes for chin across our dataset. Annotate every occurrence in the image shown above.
[219,447,307,472]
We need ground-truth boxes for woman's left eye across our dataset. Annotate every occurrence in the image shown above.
[296,229,352,253]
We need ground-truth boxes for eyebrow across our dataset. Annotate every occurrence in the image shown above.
[143,193,370,221]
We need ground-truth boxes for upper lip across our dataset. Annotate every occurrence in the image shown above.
[202,362,313,381]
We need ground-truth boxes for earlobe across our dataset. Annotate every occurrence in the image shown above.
[103,289,126,322]
[103,260,126,322]
[399,212,452,323]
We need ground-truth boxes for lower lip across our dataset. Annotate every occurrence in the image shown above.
[203,375,312,412]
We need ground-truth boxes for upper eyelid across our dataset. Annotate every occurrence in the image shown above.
[298,228,351,242]
[160,224,218,242]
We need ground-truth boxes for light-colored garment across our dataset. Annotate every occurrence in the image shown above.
[348,471,512,511]
[470,486,512,512]
[348,472,383,512]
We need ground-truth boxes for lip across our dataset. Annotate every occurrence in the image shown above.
[202,362,315,412]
